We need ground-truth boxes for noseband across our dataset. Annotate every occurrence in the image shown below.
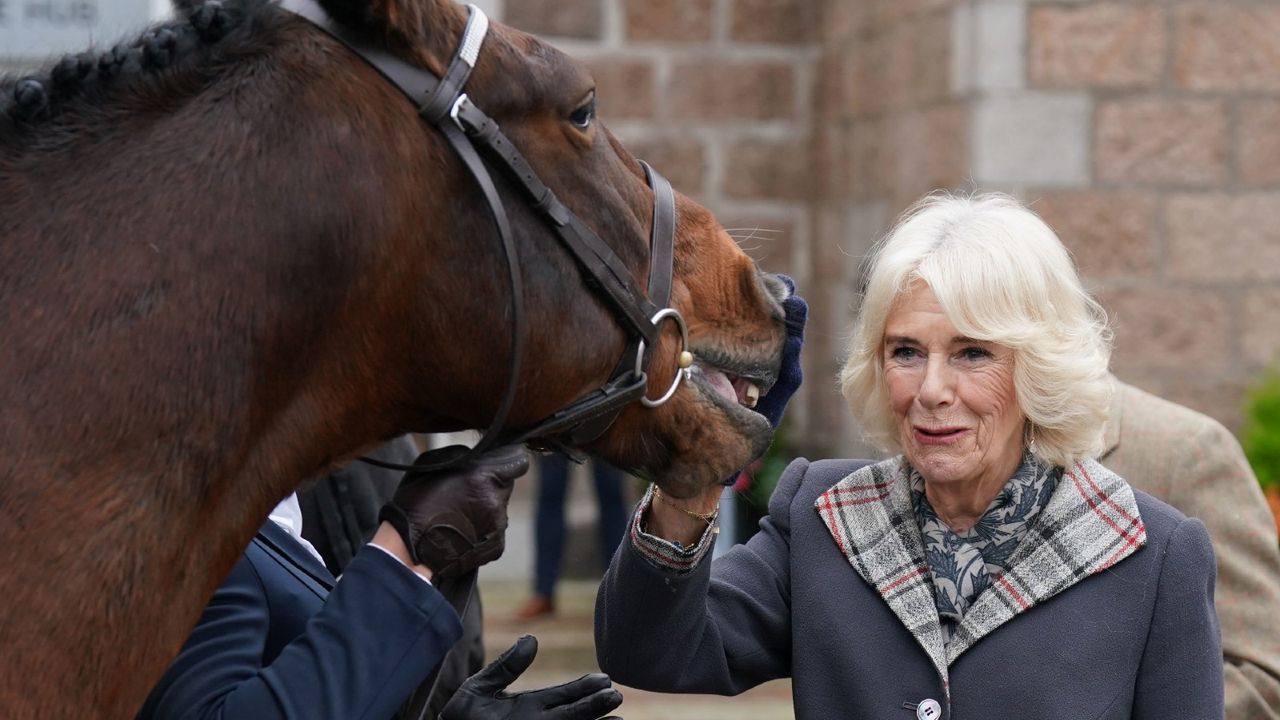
[279,0,691,469]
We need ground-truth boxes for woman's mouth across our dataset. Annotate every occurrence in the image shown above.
[913,426,969,445]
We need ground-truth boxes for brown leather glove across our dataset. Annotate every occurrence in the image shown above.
[378,444,528,579]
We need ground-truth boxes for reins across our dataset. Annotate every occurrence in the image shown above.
[277,0,691,471]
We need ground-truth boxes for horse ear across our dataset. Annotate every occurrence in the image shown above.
[317,0,456,58]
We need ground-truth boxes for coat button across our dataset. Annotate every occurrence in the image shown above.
[916,699,942,720]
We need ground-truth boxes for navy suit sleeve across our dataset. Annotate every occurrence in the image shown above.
[142,547,462,720]
[1132,517,1225,720]
[595,458,809,695]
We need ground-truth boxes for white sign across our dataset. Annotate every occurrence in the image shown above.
[0,0,155,61]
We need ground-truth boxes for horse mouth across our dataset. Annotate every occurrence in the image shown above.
[687,350,777,418]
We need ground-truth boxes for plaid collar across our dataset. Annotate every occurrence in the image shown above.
[815,455,1146,691]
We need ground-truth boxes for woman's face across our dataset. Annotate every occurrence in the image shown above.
[882,281,1026,490]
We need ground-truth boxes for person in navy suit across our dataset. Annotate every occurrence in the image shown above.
[298,436,489,719]
[138,445,624,720]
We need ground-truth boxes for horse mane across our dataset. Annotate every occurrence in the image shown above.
[0,0,463,151]
[0,0,286,146]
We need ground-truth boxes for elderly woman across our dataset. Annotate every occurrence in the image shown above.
[595,193,1223,719]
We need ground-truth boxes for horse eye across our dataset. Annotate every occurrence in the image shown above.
[569,97,596,130]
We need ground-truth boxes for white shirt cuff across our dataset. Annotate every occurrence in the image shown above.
[368,542,433,585]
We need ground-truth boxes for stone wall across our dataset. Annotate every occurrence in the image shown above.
[810,0,969,455]
[1013,1,1280,431]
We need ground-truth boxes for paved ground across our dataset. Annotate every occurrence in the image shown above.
[480,578,795,720]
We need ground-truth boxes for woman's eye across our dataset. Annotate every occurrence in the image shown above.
[959,347,992,362]
[889,346,919,361]
[570,97,596,129]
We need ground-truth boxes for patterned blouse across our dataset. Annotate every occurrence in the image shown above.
[910,452,1061,646]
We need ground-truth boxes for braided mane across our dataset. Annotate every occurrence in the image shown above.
[0,0,284,142]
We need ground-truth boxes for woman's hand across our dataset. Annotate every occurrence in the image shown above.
[644,483,723,548]
[756,274,806,429]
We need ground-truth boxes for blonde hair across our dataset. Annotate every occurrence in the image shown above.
[839,192,1113,468]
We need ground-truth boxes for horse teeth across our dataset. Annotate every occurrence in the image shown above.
[744,384,760,408]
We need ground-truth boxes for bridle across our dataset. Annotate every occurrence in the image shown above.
[278,0,693,470]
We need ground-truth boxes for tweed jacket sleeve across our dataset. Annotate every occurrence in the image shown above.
[594,459,811,695]
[1104,381,1280,719]
[1173,420,1280,719]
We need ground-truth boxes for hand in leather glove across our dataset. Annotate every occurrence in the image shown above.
[755,273,807,429]
[378,444,528,579]
[440,635,623,720]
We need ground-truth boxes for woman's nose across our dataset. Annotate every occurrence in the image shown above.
[916,356,954,409]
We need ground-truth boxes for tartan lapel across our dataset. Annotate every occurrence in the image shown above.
[815,458,950,689]
[946,457,1146,663]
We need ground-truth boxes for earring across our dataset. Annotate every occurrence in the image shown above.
[1024,422,1037,455]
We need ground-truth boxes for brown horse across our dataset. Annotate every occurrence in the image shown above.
[0,0,785,716]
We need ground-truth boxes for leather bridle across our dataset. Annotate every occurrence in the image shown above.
[278,0,692,470]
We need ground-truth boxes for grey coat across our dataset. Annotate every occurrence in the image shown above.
[596,456,1224,719]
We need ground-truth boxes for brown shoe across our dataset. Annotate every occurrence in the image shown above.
[513,594,555,620]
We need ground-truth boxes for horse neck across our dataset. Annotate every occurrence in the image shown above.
[0,45,457,717]
[0,82,412,543]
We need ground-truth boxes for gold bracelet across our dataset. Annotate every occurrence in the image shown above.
[652,486,718,525]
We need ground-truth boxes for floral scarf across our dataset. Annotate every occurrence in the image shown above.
[910,453,1061,645]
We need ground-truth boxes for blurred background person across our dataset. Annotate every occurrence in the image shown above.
[1102,379,1280,716]
[515,454,629,620]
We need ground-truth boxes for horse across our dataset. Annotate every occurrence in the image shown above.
[0,0,787,716]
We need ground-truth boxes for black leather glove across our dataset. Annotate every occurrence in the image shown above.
[378,444,528,579]
[440,636,623,720]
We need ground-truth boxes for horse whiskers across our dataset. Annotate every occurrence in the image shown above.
[725,227,781,257]
[725,228,782,241]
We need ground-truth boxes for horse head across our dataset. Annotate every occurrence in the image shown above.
[310,0,789,496]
